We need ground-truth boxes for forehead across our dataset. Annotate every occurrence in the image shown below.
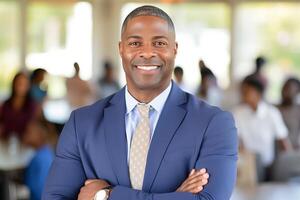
[241,83,252,90]
[122,15,174,39]
[16,75,27,81]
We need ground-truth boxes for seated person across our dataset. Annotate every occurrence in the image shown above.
[23,120,54,200]
[278,77,300,149]
[233,75,292,181]
[0,72,40,140]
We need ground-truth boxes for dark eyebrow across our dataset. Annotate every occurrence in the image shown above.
[152,36,168,40]
[126,35,142,40]
[126,35,169,40]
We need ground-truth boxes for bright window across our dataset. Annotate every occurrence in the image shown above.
[26,1,92,98]
[0,1,19,100]
[235,3,300,102]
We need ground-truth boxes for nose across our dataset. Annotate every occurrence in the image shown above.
[139,43,156,59]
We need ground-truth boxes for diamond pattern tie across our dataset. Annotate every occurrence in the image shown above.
[129,103,151,190]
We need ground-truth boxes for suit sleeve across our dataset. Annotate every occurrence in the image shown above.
[42,111,86,200]
[109,111,238,200]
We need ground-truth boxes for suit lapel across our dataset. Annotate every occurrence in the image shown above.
[143,83,187,192]
[103,88,131,187]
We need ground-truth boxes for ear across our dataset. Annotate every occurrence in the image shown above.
[118,41,123,56]
[174,42,178,56]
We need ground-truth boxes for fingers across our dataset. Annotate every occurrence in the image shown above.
[187,170,209,185]
[187,169,209,185]
[190,168,206,176]
[189,169,195,176]
[177,168,209,194]
[181,173,209,194]
[181,175,209,193]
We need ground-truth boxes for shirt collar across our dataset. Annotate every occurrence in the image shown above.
[243,101,267,117]
[125,82,172,114]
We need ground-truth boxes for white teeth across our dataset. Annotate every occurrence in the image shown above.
[137,66,159,71]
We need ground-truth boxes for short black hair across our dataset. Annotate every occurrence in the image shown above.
[174,66,183,75]
[242,75,265,94]
[104,61,113,70]
[285,77,300,86]
[255,56,267,72]
[121,5,175,35]
[30,68,46,82]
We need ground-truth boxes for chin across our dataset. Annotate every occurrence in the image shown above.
[133,79,161,89]
[136,84,159,91]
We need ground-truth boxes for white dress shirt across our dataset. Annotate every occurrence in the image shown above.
[233,101,288,166]
[125,82,172,161]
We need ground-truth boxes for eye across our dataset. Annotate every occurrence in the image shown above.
[128,41,141,47]
[153,41,167,47]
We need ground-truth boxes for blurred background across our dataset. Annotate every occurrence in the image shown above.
[0,0,300,199]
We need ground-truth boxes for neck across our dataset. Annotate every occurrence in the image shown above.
[127,82,170,104]
[249,102,258,111]
[12,96,26,109]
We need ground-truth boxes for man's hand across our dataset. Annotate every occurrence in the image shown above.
[77,179,110,200]
[176,168,209,194]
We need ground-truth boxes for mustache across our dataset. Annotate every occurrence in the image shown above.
[132,58,163,66]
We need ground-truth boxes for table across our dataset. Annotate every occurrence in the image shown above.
[0,139,34,170]
[0,139,34,200]
[231,183,300,200]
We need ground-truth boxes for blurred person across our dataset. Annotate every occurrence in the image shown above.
[23,120,54,200]
[173,66,192,93]
[98,61,121,98]
[173,66,184,85]
[30,68,48,104]
[0,72,40,140]
[197,59,222,107]
[43,5,237,200]
[278,77,300,149]
[251,56,268,88]
[233,75,292,181]
[66,62,94,109]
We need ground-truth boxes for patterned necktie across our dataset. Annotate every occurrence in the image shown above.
[129,103,151,190]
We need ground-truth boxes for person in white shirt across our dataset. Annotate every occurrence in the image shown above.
[233,75,291,181]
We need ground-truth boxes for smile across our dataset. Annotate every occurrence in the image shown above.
[136,65,160,71]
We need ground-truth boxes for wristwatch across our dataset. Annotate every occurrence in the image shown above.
[93,186,113,200]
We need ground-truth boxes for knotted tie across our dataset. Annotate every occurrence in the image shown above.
[129,103,151,190]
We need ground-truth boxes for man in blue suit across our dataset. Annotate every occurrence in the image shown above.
[43,5,238,200]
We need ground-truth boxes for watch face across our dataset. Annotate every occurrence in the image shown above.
[95,190,107,200]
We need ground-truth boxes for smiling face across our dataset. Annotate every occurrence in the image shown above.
[119,15,177,100]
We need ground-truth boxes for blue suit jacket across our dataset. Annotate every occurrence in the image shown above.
[43,83,238,200]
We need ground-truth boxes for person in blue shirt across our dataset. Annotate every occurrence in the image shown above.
[23,120,54,200]
[30,68,48,103]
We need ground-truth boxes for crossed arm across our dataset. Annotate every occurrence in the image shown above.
[43,111,238,200]
[78,168,209,200]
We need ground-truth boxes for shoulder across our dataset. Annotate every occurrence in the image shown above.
[263,102,281,115]
[231,104,248,117]
[2,100,10,108]
[0,100,12,113]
